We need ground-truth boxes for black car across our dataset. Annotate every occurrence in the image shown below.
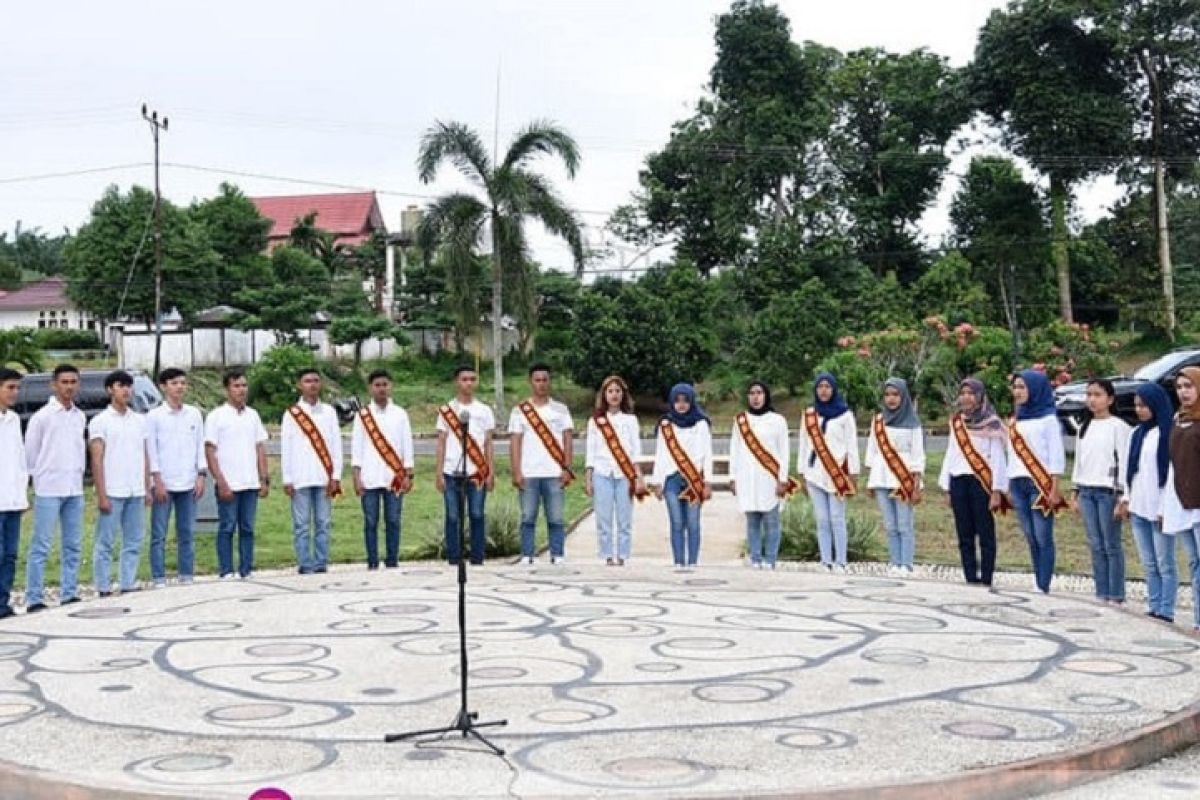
[13,369,162,430]
[1055,347,1200,433]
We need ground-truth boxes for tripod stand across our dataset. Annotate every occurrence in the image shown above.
[385,408,507,755]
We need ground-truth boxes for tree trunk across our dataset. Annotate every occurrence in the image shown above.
[1139,49,1176,338]
[490,211,505,419]
[999,265,1021,358]
[1049,173,1072,323]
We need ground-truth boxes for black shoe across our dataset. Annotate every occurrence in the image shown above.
[314,566,328,574]
[469,559,484,566]
[0,606,14,619]
[26,603,47,613]
[384,562,398,569]
[448,559,461,567]
[298,567,313,575]
[367,564,380,571]
[61,596,82,605]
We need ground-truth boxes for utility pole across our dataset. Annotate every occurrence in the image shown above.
[142,103,169,379]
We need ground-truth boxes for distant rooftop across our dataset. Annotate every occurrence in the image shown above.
[250,192,386,247]
[0,276,68,310]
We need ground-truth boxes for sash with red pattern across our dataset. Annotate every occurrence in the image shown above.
[659,420,706,506]
[359,405,407,493]
[735,412,800,497]
[594,411,647,501]
[803,409,855,498]
[288,404,341,497]
[438,404,491,487]
[1008,419,1068,517]
[872,414,919,504]
[518,400,574,485]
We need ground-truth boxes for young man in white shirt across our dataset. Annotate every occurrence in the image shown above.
[147,368,207,587]
[510,363,575,565]
[435,365,495,565]
[281,368,342,574]
[351,369,414,569]
[0,368,29,618]
[205,369,270,579]
[24,363,86,612]
[89,370,152,596]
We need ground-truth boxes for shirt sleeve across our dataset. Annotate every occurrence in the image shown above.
[24,411,44,472]
[989,436,1009,493]
[87,415,106,442]
[326,412,343,477]
[777,417,790,481]
[629,416,643,461]
[700,422,715,481]
[796,421,810,474]
[254,411,268,443]
[507,407,523,435]
[400,411,415,471]
[650,427,669,485]
[585,418,599,470]
[1044,417,1066,475]
[146,413,161,475]
[280,412,295,486]
[350,414,365,468]
[938,435,953,492]
[194,410,206,474]
[204,410,218,447]
[1070,430,1083,484]
[728,422,746,481]
[910,426,926,476]
[863,423,879,474]
[844,414,861,476]
[1116,421,1132,495]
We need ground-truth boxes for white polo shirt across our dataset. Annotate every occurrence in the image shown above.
[88,406,149,499]
[436,399,494,478]
[509,399,575,479]
[147,403,206,492]
[280,400,343,490]
[0,409,29,512]
[351,401,415,491]
[205,403,268,493]
[25,396,86,497]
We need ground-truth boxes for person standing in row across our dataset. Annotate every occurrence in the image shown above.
[651,383,713,570]
[798,372,859,573]
[729,380,792,570]
[205,369,269,580]
[1070,379,1131,604]
[147,368,206,588]
[584,375,644,566]
[1007,369,1067,594]
[282,368,342,575]
[1119,383,1177,623]
[511,364,575,566]
[1165,367,1200,634]
[89,370,151,596]
[0,368,27,618]
[436,366,495,566]
[351,369,414,570]
[939,378,1008,588]
[24,364,85,612]
[864,378,925,576]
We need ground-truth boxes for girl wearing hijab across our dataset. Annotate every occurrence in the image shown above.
[939,378,1008,588]
[730,381,792,569]
[1118,383,1176,623]
[650,383,714,570]
[864,378,926,575]
[585,376,645,566]
[1007,369,1068,593]
[1164,366,1200,634]
[797,372,860,573]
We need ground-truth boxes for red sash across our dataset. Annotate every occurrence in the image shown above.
[734,412,800,497]
[518,400,574,485]
[594,412,647,501]
[659,420,706,505]
[439,404,491,487]
[950,414,1011,514]
[803,409,855,498]
[872,414,919,504]
[288,404,341,497]
[1008,419,1067,516]
[359,405,407,493]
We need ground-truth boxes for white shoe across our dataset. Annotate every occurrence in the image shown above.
[524,556,535,566]
[151,580,166,590]
[887,565,902,577]
[833,564,847,575]
[551,556,565,566]
[903,566,914,576]
[822,563,834,573]
[179,576,194,585]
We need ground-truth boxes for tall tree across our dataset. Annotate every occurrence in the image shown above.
[233,245,329,345]
[0,223,71,276]
[188,182,272,292]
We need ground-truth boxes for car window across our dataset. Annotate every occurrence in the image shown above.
[1134,351,1195,381]
[131,376,163,413]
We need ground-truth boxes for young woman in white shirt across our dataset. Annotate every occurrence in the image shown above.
[797,372,860,572]
[1069,379,1131,603]
[650,383,714,570]
[729,381,791,569]
[864,378,925,574]
[585,375,645,566]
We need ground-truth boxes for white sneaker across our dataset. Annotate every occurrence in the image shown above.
[822,563,834,573]
[833,564,847,575]
[887,565,902,577]
[551,556,565,566]
[179,576,194,585]
[152,580,166,590]
[903,566,914,576]
[524,556,535,566]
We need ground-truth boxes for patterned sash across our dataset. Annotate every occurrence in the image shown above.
[288,404,341,496]
[803,409,856,498]
[438,404,491,487]
[1008,419,1067,516]
[518,400,574,485]
[872,414,918,504]
[735,412,800,497]
[950,414,1011,514]
[594,411,647,500]
[359,405,406,492]
[659,420,706,505]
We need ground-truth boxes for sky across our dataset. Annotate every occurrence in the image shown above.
[0,0,1122,275]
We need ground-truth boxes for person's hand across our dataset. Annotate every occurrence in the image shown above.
[193,475,206,501]
[144,490,154,507]
[584,477,594,498]
[401,475,414,495]
[1049,488,1065,508]
[1069,496,1080,513]
[284,484,296,499]
[729,480,737,497]
[258,481,270,499]
[945,494,953,509]
[435,473,446,493]
[485,473,495,491]
[559,469,572,488]
[652,485,663,501]
[217,481,234,503]
[97,494,112,515]
[512,471,525,490]
[910,487,923,506]
[1115,502,1129,522]
[327,479,341,499]
[153,479,168,505]
[635,478,647,497]
[776,480,790,498]
[702,483,713,502]
[354,477,366,498]
[989,492,1004,513]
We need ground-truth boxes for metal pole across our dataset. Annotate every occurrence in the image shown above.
[142,104,168,379]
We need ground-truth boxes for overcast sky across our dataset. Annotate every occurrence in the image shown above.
[0,0,1121,274]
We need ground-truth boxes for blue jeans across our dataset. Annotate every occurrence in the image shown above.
[520,477,566,558]
[217,490,257,578]
[1131,514,1177,620]
[808,484,847,566]
[93,496,146,592]
[0,510,21,610]
[150,490,196,580]
[745,507,782,566]
[444,475,486,564]
[291,487,332,572]
[1010,477,1057,593]
[362,488,402,567]
[949,475,996,585]
[25,494,83,605]
[1178,525,1200,628]
[664,473,702,566]
[875,489,916,568]
[593,473,633,560]
[1077,486,1124,600]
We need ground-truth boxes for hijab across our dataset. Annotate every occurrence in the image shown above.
[813,372,849,422]
[1178,366,1200,423]
[746,380,774,417]
[663,382,710,429]
[1128,382,1173,488]
[958,378,1005,437]
[880,377,920,429]
[1015,369,1056,421]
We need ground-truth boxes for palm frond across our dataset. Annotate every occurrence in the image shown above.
[503,171,585,275]
[417,121,493,186]
[501,120,581,177]
[417,193,488,265]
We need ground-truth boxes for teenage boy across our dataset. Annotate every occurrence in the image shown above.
[281,368,342,574]
[147,368,207,587]
[435,366,495,565]
[0,368,28,618]
[509,364,575,565]
[351,369,414,569]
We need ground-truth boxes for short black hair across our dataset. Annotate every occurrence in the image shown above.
[158,367,187,384]
[296,368,321,380]
[0,367,23,384]
[528,363,552,378]
[52,363,80,379]
[367,369,392,384]
[104,369,134,388]
[453,365,476,379]
[222,368,246,387]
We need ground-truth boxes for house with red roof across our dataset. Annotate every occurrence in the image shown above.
[250,191,387,250]
[0,276,105,336]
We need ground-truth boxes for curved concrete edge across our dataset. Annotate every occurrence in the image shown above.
[0,764,176,800]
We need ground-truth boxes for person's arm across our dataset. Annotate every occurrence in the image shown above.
[1116,422,1132,496]
[399,411,415,490]
[910,425,926,475]
[146,414,165,502]
[777,417,791,494]
[728,421,744,494]
[650,428,668,489]
[796,421,810,475]
[434,429,447,493]
[193,411,207,500]
[560,413,575,483]
[510,410,525,489]
[863,423,879,480]
[89,422,110,513]
[326,411,343,497]
[484,428,496,491]
[845,413,861,476]
[938,434,953,493]
[24,411,44,472]
[143,440,153,506]
[280,412,295,495]
[585,418,599,470]
[350,415,365,496]
[256,413,270,498]
[988,435,1009,494]
[700,423,714,499]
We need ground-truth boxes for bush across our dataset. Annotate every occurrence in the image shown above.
[405,495,524,561]
[777,499,881,562]
[1023,320,1117,385]
[31,327,103,350]
[247,343,319,422]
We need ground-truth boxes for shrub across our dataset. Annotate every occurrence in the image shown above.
[1023,320,1117,385]
[31,327,103,350]
[247,343,319,422]
[777,499,882,562]
[404,495,525,561]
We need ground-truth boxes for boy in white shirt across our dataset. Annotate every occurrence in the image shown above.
[435,366,495,565]
[147,368,207,587]
[351,369,414,569]
[510,364,575,565]
[281,368,342,574]
[0,368,28,618]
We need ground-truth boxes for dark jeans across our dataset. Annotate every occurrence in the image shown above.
[217,490,258,578]
[0,511,21,611]
[949,476,996,585]
[362,488,402,568]
[1010,477,1056,593]
[444,475,486,564]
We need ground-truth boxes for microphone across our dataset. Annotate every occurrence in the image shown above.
[459,409,471,432]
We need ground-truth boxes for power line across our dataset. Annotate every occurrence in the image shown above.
[0,163,151,185]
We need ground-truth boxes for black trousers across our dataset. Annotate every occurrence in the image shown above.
[949,475,996,586]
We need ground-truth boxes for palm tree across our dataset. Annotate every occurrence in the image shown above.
[0,329,43,372]
[417,120,584,417]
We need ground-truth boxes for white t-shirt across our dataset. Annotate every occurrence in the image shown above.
[88,406,149,498]
[729,411,789,512]
[1072,416,1131,492]
[509,399,575,479]
[0,409,29,512]
[436,399,495,477]
[147,403,206,492]
[938,424,1008,493]
[205,403,269,493]
[351,401,415,491]
[585,411,642,480]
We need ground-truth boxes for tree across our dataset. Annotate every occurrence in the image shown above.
[188,182,272,292]
[233,245,329,344]
[330,316,409,371]
[0,253,18,290]
[910,251,991,325]
[0,329,42,371]
[288,212,351,275]
[738,279,839,395]
[418,119,584,416]
[0,223,70,277]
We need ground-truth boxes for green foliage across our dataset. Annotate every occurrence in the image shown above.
[0,254,18,290]
[0,329,43,371]
[234,246,329,344]
[1023,321,1118,384]
[407,495,525,560]
[247,344,319,423]
[329,315,409,369]
[188,183,272,291]
[0,223,70,276]
[31,328,103,350]
[777,500,882,562]
[739,278,839,395]
[910,251,990,325]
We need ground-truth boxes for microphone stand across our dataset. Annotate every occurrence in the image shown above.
[385,407,507,755]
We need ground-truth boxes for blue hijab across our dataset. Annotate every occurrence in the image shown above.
[813,372,850,422]
[1128,382,1174,488]
[1015,369,1056,421]
[664,383,710,429]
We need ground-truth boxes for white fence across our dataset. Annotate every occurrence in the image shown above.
[113,327,404,371]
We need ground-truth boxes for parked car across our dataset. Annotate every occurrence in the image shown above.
[14,369,162,431]
[1055,347,1200,433]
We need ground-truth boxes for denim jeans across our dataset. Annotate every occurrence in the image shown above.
[291,487,332,572]
[1077,486,1125,601]
[93,496,146,592]
[745,507,782,567]
[808,484,847,567]
[664,473,702,566]
[362,488,402,568]
[1010,477,1057,593]
[1178,525,1200,628]
[150,490,196,581]
[1130,514,1177,620]
[25,494,84,605]
[949,476,996,585]
[875,489,916,568]
[217,490,257,578]
[593,473,633,560]
[521,477,567,559]
[444,475,486,564]
[0,510,21,610]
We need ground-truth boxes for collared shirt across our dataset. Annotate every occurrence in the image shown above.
[88,405,149,499]
[729,411,790,512]
[1007,416,1066,480]
[0,409,29,511]
[280,399,343,489]
[938,427,1008,493]
[509,399,575,478]
[205,403,268,493]
[865,422,926,491]
[797,409,861,493]
[651,420,715,485]
[25,396,86,497]
[351,401,415,491]
[585,411,642,480]
[147,403,206,492]
[436,399,495,477]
